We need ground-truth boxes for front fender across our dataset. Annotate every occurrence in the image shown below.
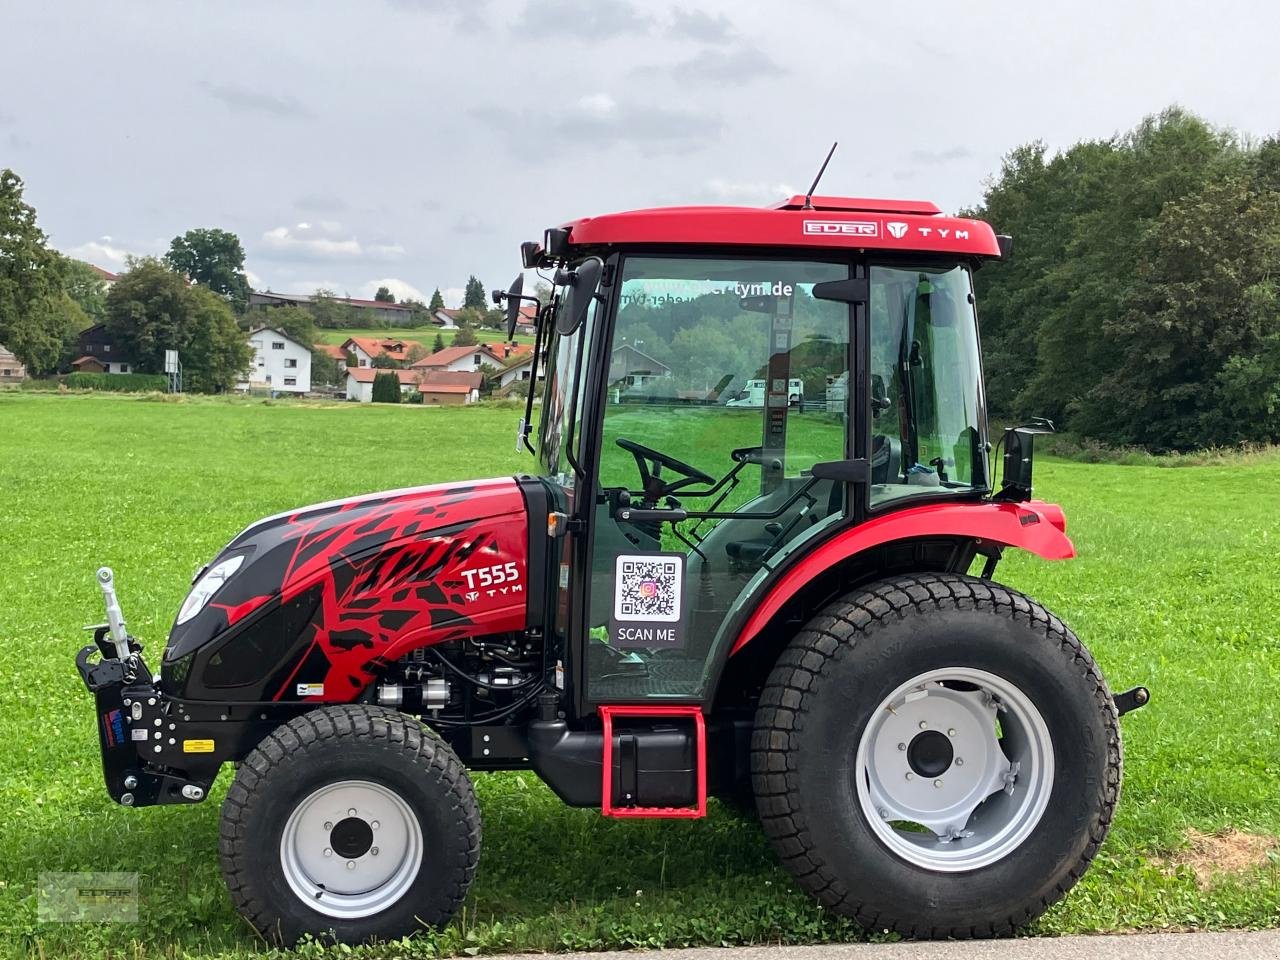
[729,499,1073,655]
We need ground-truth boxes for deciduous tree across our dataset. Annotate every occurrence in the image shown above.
[165,228,252,313]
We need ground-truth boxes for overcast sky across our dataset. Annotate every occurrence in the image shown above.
[3,0,1278,307]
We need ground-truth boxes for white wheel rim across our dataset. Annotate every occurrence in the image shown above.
[855,667,1055,872]
[280,779,423,919]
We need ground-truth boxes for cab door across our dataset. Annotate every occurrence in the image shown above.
[578,254,857,707]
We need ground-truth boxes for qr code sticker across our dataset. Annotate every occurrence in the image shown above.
[614,554,683,623]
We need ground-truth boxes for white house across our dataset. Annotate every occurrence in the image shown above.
[495,353,539,389]
[345,367,422,403]
[240,327,312,394]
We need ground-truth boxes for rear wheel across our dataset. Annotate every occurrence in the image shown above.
[220,705,479,945]
[752,573,1121,938]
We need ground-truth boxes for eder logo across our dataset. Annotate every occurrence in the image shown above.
[803,220,879,238]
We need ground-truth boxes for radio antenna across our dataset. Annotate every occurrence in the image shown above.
[802,141,838,210]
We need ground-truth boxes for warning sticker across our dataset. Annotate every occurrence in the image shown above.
[182,739,215,754]
[611,553,685,650]
[296,683,324,698]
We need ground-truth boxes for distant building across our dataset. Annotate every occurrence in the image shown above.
[238,327,312,394]
[342,336,411,368]
[345,367,421,403]
[609,343,670,390]
[0,345,26,385]
[314,343,349,375]
[74,324,132,374]
[248,291,417,325]
[418,370,483,405]
[87,264,119,288]
[494,353,539,390]
[411,343,506,373]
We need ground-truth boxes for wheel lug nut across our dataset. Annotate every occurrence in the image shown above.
[948,728,956,737]
[346,861,356,870]
[934,779,943,788]
[371,846,379,856]
[348,808,357,817]
[371,820,380,830]
[955,758,964,766]
[918,721,928,730]
[323,821,333,830]
[897,742,906,751]
[905,772,914,780]
[323,848,332,857]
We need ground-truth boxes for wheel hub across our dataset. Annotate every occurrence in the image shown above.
[906,729,953,778]
[279,780,423,919]
[855,667,1055,871]
[330,816,375,859]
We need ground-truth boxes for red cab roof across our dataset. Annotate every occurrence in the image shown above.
[561,195,1000,258]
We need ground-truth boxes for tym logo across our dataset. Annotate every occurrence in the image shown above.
[886,222,909,239]
[803,220,879,237]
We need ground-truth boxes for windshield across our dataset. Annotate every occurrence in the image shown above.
[868,263,987,505]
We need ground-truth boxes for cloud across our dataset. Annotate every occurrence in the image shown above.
[666,9,735,44]
[362,278,428,303]
[906,146,972,164]
[669,45,785,84]
[63,237,140,270]
[258,222,405,261]
[442,286,465,309]
[385,0,489,32]
[514,0,649,39]
[244,268,263,290]
[704,179,796,205]
[472,92,721,156]
[200,82,313,119]
[453,214,492,235]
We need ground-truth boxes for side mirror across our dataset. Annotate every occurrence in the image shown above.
[502,274,524,340]
[556,257,603,335]
[997,419,1055,502]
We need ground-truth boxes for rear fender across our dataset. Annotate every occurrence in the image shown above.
[729,499,1072,656]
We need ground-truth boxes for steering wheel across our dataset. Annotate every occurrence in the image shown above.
[616,437,715,504]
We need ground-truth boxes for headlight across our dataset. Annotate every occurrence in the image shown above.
[176,555,245,625]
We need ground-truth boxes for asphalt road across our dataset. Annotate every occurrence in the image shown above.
[493,931,1280,960]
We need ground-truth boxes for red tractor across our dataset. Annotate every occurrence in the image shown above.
[78,191,1148,944]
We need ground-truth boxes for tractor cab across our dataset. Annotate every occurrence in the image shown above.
[509,196,996,712]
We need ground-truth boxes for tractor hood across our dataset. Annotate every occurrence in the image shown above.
[161,478,531,703]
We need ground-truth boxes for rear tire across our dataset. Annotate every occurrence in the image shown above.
[751,573,1121,938]
[219,705,479,945]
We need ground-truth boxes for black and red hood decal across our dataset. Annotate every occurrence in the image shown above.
[165,477,529,702]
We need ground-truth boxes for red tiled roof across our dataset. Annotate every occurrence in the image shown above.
[343,337,411,362]
[71,355,105,368]
[346,367,421,384]
[315,343,348,359]
[481,341,534,365]
[89,265,119,281]
[411,344,503,368]
[419,383,472,395]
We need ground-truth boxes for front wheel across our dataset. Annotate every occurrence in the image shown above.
[752,573,1121,938]
[219,705,480,945]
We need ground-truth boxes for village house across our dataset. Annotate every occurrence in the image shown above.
[609,342,671,390]
[0,345,26,386]
[410,343,505,373]
[238,327,312,394]
[72,323,132,374]
[342,336,411,368]
[418,370,483,405]
[314,343,349,374]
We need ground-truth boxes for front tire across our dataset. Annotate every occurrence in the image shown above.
[752,573,1121,938]
[219,705,480,945]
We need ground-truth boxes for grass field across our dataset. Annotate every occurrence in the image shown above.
[313,327,537,350]
[1,392,1277,959]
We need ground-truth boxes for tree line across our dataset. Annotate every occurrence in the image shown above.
[967,107,1280,451]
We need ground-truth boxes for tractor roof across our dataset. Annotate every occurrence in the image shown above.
[560,195,1002,258]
